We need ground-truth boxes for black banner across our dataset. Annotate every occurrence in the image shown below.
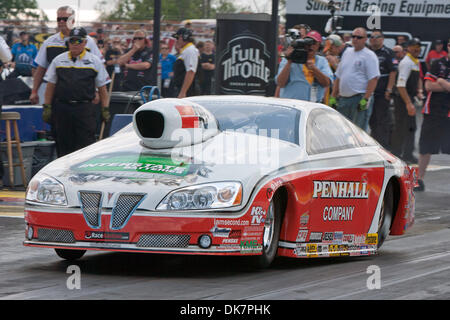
[215,14,277,96]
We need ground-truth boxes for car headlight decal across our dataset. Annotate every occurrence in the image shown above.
[157,182,242,211]
[26,173,68,206]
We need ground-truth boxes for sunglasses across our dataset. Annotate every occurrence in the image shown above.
[161,47,168,50]
[133,37,145,41]
[69,38,84,45]
[371,35,383,39]
[57,17,69,22]
[352,35,365,39]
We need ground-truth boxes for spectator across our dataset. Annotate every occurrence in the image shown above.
[390,38,422,164]
[323,34,347,75]
[330,27,380,130]
[43,27,110,157]
[9,31,37,77]
[159,42,176,97]
[30,6,103,105]
[172,27,199,98]
[104,37,124,91]
[276,30,332,103]
[368,29,396,149]
[415,43,450,191]
[396,35,408,46]
[293,24,311,39]
[200,40,215,95]
[117,29,153,91]
[425,40,447,71]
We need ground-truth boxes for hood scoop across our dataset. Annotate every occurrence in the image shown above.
[133,98,219,149]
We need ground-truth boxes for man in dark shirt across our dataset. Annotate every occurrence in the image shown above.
[415,47,450,191]
[199,40,215,95]
[117,29,153,91]
[368,29,396,149]
[104,37,123,91]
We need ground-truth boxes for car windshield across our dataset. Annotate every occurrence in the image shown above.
[199,101,300,145]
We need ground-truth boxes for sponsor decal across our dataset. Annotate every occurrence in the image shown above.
[222,238,239,244]
[250,206,266,225]
[339,245,350,256]
[313,180,369,199]
[343,234,354,244]
[333,231,344,244]
[74,154,191,176]
[296,230,308,242]
[366,233,378,245]
[323,206,355,221]
[306,244,318,257]
[322,232,334,243]
[329,244,340,256]
[85,231,129,241]
[300,212,310,226]
[210,226,231,238]
[240,240,262,254]
[309,232,323,242]
[294,244,307,256]
[214,219,249,227]
[354,234,366,244]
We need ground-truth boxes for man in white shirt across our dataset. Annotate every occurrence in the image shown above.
[330,27,380,130]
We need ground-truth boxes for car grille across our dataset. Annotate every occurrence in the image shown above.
[110,193,146,230]
[79,191,103,228]
[38,228,75,243]
[136,234,191,248]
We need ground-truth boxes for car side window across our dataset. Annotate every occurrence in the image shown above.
[306,109,360,154]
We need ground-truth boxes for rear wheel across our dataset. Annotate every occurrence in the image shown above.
[249,193,283,268]
[377,183,394,248]
[55,249,86,261]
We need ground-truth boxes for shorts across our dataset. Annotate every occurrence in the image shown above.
[419,114,450,155]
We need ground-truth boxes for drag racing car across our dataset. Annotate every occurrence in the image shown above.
[23,96,415,268]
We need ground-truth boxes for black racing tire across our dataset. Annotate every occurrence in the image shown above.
[55,249,86,261]
[377,183,394,249]
[249,193,283,269]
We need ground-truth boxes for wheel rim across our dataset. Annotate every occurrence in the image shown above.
[263,202,275,252]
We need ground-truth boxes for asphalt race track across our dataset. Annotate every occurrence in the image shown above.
[0,154,449,302]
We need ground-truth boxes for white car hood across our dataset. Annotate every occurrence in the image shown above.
[37,128,305,210]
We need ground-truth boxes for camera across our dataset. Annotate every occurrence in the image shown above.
[285,30,315,64]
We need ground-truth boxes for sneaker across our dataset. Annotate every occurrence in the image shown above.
[414,179,425,192]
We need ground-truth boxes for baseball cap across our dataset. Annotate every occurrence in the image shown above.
[69,27,87,39]
[305,30,322,43]
[407,37,421,47]
[323,34,343,53]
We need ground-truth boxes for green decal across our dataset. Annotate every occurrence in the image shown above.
[74,154,190,176]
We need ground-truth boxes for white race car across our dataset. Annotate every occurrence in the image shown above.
[24,96,415,268]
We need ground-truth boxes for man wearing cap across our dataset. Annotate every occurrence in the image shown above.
[276,30,333,103]
[9,31,37,77]
[30,6,103,105]
[323,34,348,75]
[390,38,422,164]
[368,29,396,149]
[330,27,380,130]
[425,40,447,71]
[42,27,111,157]
[172,27,199,98]
[415,42,450,191]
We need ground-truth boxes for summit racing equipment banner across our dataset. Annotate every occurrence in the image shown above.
[288,0,450,18]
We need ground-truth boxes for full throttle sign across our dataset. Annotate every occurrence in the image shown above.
[218,33,271,95]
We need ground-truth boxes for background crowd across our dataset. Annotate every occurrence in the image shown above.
[0,8,448,192]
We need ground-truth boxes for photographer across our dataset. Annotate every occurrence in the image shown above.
[276,31,332,103]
